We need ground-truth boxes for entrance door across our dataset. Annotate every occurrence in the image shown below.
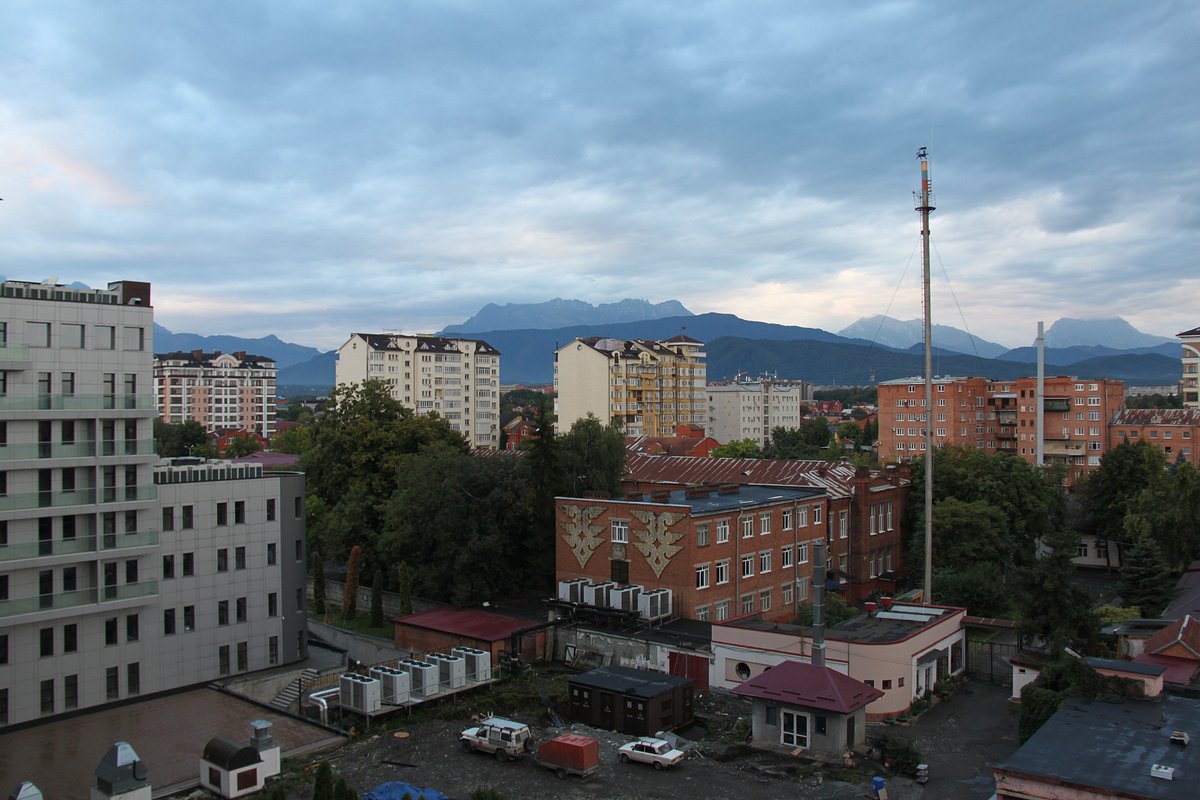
[599,691,615,730]
[781,710,808,748]
[846,715,856,749]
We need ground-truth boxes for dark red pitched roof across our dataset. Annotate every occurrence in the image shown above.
[1145,615,1200,660]
[393,607,533,642]
[732,661,883,714]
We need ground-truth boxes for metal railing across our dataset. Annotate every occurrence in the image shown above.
[0,394,156,411]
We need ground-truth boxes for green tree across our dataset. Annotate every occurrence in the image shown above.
[312,762,334,800]
[924,498,1014,572]
[154,418,209,457]
[1079,441,1168,547]
[270,422,313,455]
[1020,526,1094,650]
[1119,529,1172,616]
[933,565,1012,618]
[225,432,262,458]
[764,420,831,459]
[558,415,625,497]
[370,568,384,628]
[711,438,762,459]
[793,593,857,626]
[396,561,413,616]
[1018,685,1064,744]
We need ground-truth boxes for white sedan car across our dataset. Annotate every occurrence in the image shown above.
[617,737,686,769]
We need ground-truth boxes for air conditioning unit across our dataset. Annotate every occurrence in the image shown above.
[583,581,615,607]
[453,646,492,683]
[610,584,643,612]
[638,588,673,622]
[1150,764,1175,780]
[428,653,467,690]
[339,673,381,715]
[557,578,589,603]
[369,666,411,705]
[398,659,438,697]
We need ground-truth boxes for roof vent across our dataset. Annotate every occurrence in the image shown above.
[1150,764,1175,780]
[717,484,741,495]
[1170,731,1190,747]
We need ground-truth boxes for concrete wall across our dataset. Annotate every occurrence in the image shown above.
[308,620,408,665]
[750,701,863,759]
[307,576,441,620]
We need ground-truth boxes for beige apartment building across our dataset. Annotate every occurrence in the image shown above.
[554,335,706,437]
[336,333,501,449]
[707,381,816,446]
[154,350,277,437]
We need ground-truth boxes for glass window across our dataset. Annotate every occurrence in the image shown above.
[610,519,629,544]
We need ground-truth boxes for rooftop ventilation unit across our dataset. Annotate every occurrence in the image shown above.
[453,646,492,683]
[583,581,615,607]
[398,659,438,697]
[369,666,411,705]
[339,673,382,715]
[428,653,467,690]
[610,584,643,612]
[1170,731,1190,747]
[1150,764,1175,780]
[638,588,673,622]
[557,578,589,603]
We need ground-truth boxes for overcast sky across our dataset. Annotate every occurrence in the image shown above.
[1,1,1197,350]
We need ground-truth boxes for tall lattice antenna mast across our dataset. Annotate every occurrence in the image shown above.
[914,147,936,604]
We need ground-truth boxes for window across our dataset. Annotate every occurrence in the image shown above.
[760,550,772,573]
[106,666,119,700]
[235,546,246,570]
[611,559,629,584]
[813,505,822,525]
[715,559,729,585]
[182,505,194,528]
[782,508,793,530]
[164,609,176,635]
[0,634,6,664]
[883,679,893,690]
[125,559,138,584]
[695,606,710,622]
[64,623,77,653]
[266,499,276,521]
[162,554,175,579]
[40,679,54,715]
[797,506,808,527]
[162,507,174,531]
[216,503,228,526]
[294,496,303,518]
[183,605,195,632]
[218,600,230,626]
[782,583,794,605]
[781,545,793,568]
[105,617,117,645]
[269,636,279,666]
[760,589,772,612]
[295,539,303,561]
[234,501,245,524]
[741,593,755,614]
[741,517,753,539]
[838,510,848,539]
[695,563,711,590]
[126,614,139,642]
[217,549,228,572]
[267,543,277,566]
[610,519,629,544]
[715,600,731,621]
[28,321,51,347]
[218,645,231,676]
[64,674,78,710]
[182,552,195,576]
[236,597,247,623]
[268,592,278,617]
[796,577,810,601]
[759,513,771,535]
[40,627,54,657]
[716,520,730,543]
[798,542,809,564]
[127,662,140,695]
[695,523,710,546]
[741,554,754,578]
[237,641,248,672]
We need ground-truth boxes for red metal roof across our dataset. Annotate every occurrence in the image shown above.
[732,660,884,714]
[1132,653,1200,685]
[1144,615,1200,660]
[624,454,909,500]
[393,607,534,642]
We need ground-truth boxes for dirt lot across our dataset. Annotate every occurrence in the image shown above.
[275,675,1017,800]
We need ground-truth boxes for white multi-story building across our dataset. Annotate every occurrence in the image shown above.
[1181,326,1200,409]
[554,335,707,437]
[154,350,278,437]
[0,279,307,728]
[707,381,814,446]
[336,333,501,449]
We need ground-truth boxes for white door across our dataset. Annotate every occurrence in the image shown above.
[781,709,808,747]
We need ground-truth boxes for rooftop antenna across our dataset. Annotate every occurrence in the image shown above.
[914,147,936,605]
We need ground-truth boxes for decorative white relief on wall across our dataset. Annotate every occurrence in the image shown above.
[630,509,687,577]
[561,505,607,568]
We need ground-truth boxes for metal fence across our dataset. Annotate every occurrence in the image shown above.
[967,638,1020,685]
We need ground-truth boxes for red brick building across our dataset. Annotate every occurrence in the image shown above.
[1110,408,1200,467]
[556,485,825,623]
[620,455,910,600]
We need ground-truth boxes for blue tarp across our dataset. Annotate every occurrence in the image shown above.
[363,781,449,800]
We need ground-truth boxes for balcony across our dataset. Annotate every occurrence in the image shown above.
[1044,440,1085,456]
[0,344,31,370]
[0,394,156,412]
[0,535,98,562]
[0,588,95,619]
[100,529,159,551]
[0,441,98,460]
[99,580,159,603]
[99,486,158,504]
[97,439,156,457]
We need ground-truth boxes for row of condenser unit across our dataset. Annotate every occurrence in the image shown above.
[338,647,492,715]
[557,579,673,621]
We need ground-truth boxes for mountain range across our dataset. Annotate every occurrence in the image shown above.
[151,300,1182,391]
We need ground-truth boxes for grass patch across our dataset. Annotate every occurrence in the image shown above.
[309,603,392,639]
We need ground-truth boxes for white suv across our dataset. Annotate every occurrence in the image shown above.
[459,717,534,762]
[617,737,686,769]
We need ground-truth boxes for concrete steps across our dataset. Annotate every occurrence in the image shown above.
[270,667,320,710]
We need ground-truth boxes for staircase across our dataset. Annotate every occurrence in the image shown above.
[271,667,320,711]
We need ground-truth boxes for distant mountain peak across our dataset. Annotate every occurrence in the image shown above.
[439,298,693,334]
[837,315,1008,358]
[1041,317,1175,349]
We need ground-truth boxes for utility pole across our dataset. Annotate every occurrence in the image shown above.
[915,147,936,604]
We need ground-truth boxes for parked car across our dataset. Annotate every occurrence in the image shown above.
[617,737,686,769]
[532,734,601,779]
[459,717,534,761]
